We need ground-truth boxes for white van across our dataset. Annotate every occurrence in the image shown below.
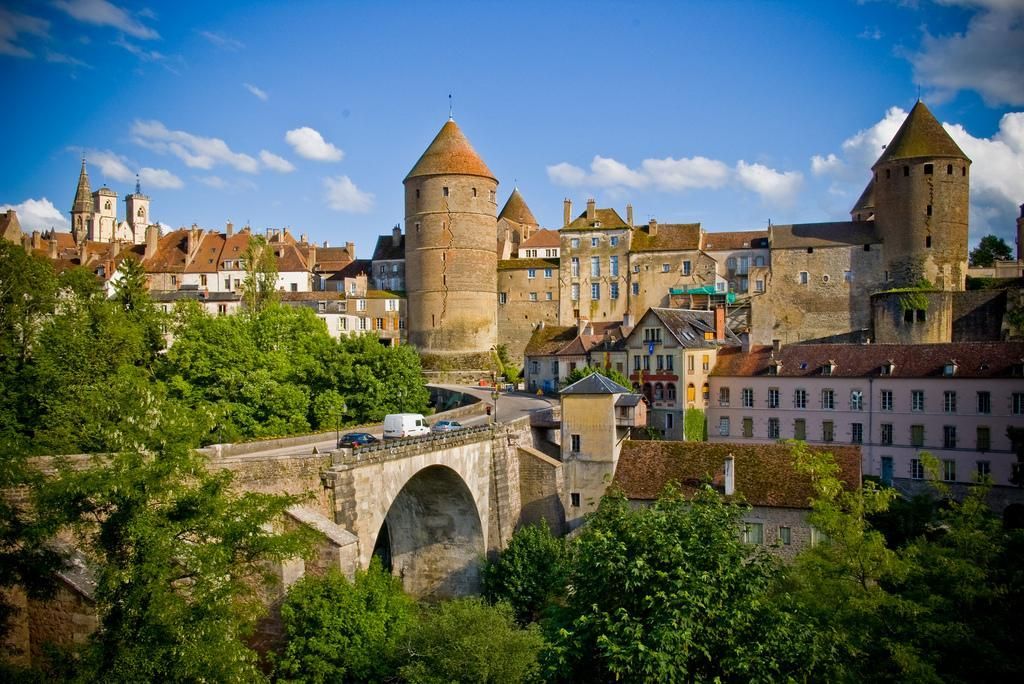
[383,413,430,439]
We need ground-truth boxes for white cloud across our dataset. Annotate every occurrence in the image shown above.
[53,0,158,40]
[324,176,373,212]
[285,127,344,162]
[113,36,168,64]
[641,156,731,190]
[0,198,68,231]
[588,156,647,188]
[198,175,226,189]
[858,26,882,40]
[44,49,90,68]
[0,9,49,58]
[131,119,260,173]
[908,1,1024,106]
[735,161,804,206]
[139,167,183,189]
[199,30,243,50]
[259,150,295,173]
[244,83,267,101]
[87,149,134,182]
[811,153,843,176]
[546,162,587,186]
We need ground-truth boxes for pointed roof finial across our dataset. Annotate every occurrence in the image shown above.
[135,173,141,195]
[448,93,453,120]
[917,85,921,102]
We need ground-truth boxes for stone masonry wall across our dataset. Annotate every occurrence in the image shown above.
[26,580,97,664]
[517,446,565,534]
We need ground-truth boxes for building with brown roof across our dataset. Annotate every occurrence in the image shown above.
[497,187,540,259]
[708,341,1024,493]
[371,226,406,292]
[524,319,632,394]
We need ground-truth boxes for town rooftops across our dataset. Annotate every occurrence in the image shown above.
[519,228,560,249]
[405,119,496,182]
[560,372,632,395]
[711,341,1024,379]
[614,441,861,508]
[371,234,405,261]
[630,222,702,251]
[645,308,742,348]
[328,258,372,280]
[525,320,629,357]
[873,100,969,167]
[769,221,880,249]
[563,207,630,231]
[498,188,538,226]
[702,229,769,251]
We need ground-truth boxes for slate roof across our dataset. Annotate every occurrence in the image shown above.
[372,234,405,261]
[72,160,93,214]
[630,223,702,251]
[769,221,880,249]
[643,308,742,348]
[497,258,559,271]
[525,321,630,357]
[498,188,538,226]
[405,119,496,181]
[563,207,630,231]
[614,441,861,507]
[520,228,560,249]
[874,101,969,167]
[328,259,372,281]
[702,229,769,251]
[851,179,874,215]
[561,372,632,395]
[711,342,1024,379]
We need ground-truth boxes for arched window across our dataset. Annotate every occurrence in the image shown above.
[946,164,953,175]
[667,383,677,401]
[685,383,694,402]
[654,383,664,401]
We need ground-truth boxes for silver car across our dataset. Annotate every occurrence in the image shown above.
[431,420,464,433]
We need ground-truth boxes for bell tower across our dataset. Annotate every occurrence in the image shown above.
[124,175,151,244]
[70,158,93,244]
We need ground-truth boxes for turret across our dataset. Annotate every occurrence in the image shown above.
[124,175,151,244]
[70,159,93,244]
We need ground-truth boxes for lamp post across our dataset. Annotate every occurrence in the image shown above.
[491,372,499,425]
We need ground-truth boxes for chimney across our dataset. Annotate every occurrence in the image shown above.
[48,239,58,259]
[110,240,122,257]
[772,338,782,356]
[649,218,658,237]
[309,244,317,270]
[31,230,41,250]
[392,224,402,247]
[563,198,572,227]
[577,317,589,336]
[586,198,596,222]
[323,240,329,248]
[740,332,751,353]
[714,304,726,341]
[226,220,234,236]
[622,312,633,328]
[300,233,307,245]
[626,204,634,227]
[724,454,735,496]
[346,241,355,258]
[145,224,159,260]
[188,224,200,257]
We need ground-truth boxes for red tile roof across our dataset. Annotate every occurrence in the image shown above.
[702,229,768,251]
[405,119,496,181]
[630,223,701,251]
[520,228,560,249]
[614,441,861,508]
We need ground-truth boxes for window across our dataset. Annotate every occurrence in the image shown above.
[851,422,863,444]
[527,268,536,280]
[610,236,618,246]
[570,238,580,249]
[1013,392,1024,415]
[654,383,664,401]
[768,418,780,439]
[498,292,507,305]
[943,425,957,449]
[976,461,991,482]
[570,284,579,301]
[924,163,933,175]
[742,388,754,408]
[881,389,893,411]
[911,424,925,447]
[911,458,925,480]
[657,355,665,371]
[881,423,893,445]
[529,292,538,302]
[571,257,580,277]
[375,317,384,330]
[662,263,671,273]
[360,317,368,330]
[632,283,639,295]
[685,355,693,372]
[702,383,710,403]
[643,328,662,343]
[668,383,678,401]
[903,165,910,177]
[217,304,227,315]
[943,391,957,413]
[799,271,809,285]
[610,255,619,276]
[718,417,730,436]
[755,279,765,293]
[719,387,730,406]
[911,390,925,412]
[794,419,806,440]
[821,389,835,410]
[570,434,581,453]
[591,256,600,277]
[442,186,449,197]
[794,389,807,409]
[356,299,366,312]
[822,421,834,442]
[743,522,763,545]
[977,426,990,452]
[977,391,991,414]
[570,492,581,507]
[552,360,559,376]
[472,187,477,197]
[591,237,599,247]
[768,387,779,408]
[942,459,956,482]
[545,291,553,301]
[702,355,709,371]
[591,283,600,300]
[850,390,863,411]
[779,526,792,545]
[530,360,539,375]
[682,260,691,276]
[742,417,753,438]
[666,412,674,430]
[881,456,894,485]
[200,274,208,287]
[844,270,852,282]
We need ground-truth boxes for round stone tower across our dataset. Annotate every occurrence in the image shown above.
[872,101,970,290]
[404,118,498,366]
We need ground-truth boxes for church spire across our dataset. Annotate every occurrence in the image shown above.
[71,158,94,215]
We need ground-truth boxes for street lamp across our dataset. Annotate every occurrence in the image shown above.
[491,372,499,425]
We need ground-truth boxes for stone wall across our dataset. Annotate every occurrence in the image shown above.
[517,446,565,534]
[497,261,560,367]
[744,506,813,562]
[952,289,1007,341]
[871,290,953,344]
[25,579,97,664]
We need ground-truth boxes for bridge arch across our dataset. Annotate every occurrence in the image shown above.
[373,464,485,598]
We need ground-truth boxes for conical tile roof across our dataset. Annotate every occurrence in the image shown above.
[851,179,874,214]
[873,101,968,168]
[498,188,538,225]
[405,119,496,182]
[71,159,93,214]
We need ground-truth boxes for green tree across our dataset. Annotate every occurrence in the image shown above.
[560,363,632,390]
[545,485,822,682]
[969,234,1013,267]
[483,522,568,625]
[275,559,415,683]
[684,407,707,441]
[400,598,544,684]
[37,398,313,683]
[241,235,279,314]
[112,256,164,357]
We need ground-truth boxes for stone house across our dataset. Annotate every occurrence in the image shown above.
[524,320,631,394]
[370,226,406,292]
[701,229,769,296]
[517,227,560,259]
[557,200,633,325]
[708,341,1024,491]
[612,441,861,560]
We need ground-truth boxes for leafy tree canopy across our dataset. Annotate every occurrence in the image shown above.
[560,363,632,390]
[483,522,568,625]
[969,234,1013,267]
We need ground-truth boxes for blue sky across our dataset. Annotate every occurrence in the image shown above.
[2,0,1022,254]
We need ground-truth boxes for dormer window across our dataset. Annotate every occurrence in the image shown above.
[768,361,781,376]
[822,360,836,376]
[943,360,958,377]
[881,360,895,376]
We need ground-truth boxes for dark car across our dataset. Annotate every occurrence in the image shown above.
[337,432,378,448]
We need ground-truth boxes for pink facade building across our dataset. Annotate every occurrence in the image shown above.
[708,342,1024,487]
